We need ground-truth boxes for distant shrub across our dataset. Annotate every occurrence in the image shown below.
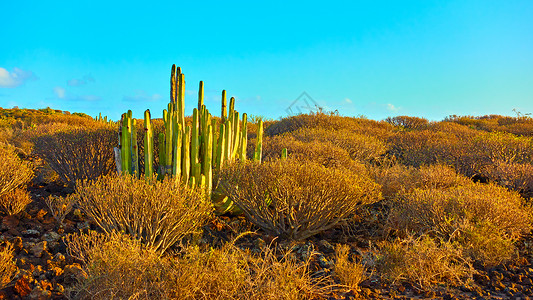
[290,127,388,162]
[259,135,363,172]
[65,232,330,300]
[219,160,381,240]
[74,174,212,253]
[389,124,533,178]
[370,163,469,200]
[266,112,393,139]
[388,182,531,264]
[385,115,429,130]
[377,235,473,288]
[33,125,116,187]
[481,160,533,199]
[0,188,32,216]
[0,146,33,197]
[45,194,77,224]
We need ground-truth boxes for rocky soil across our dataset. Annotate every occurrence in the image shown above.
[1,180,533,300]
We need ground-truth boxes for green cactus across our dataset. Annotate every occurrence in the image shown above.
[198,81,204,111]
[254,119,263,163]
[144,110,154,178]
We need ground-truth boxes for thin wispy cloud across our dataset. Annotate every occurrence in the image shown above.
[0,67,37,88]
[67,75,95,86]
[123,90,162,102]
[344,98,352,104]
[54,87,66,99]
[387,103,400,112]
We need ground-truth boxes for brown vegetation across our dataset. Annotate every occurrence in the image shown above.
[218,160,381,240]
[74,174,213,253]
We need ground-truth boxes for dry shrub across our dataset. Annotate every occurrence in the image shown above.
[389,123,533,178]
[290,127,388,162]
[482,160,533,198]
[266,112,393,139]
[377,236,473,288]
[65,232,331,300]
[0,188,32,216]
[33,125,116,187]
[389,182,531,264]
[74,174,212,253]
[219,160,381,240]
[45,194,77,224]
[9,122,74,156]
[370,163,469,200]
[385,115,429,130]
[0,244,16,289]
[259,135,363,172]
[0,146,33,197]
[334,244,366,290]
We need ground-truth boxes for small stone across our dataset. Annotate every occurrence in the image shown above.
[42,232,61,243]
[318,240,335,253]
[32,265,44,277]
[30,241,47,258]
[12,236,23,252]
[22,229,41,238]
[63,263,88,284]
[29,286,52,300]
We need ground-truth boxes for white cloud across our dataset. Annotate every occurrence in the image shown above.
[387,103,399,112]
[344,98,352,104]
[123,90,162,102]
[0,67,37,88]
[54,87,66,99]
[67,75,95,86]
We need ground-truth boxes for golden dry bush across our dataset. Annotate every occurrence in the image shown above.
[65,232,331,300]
[266,112,393,139]
[290,127,388,162]
[33,125,116,187]
[259,135,363,172]
[0,188,32,216]
[74,174,212,253]
[219,160,381,240]
[45,194,77,224]
[482,160,533,198]
[334,244,366,291]
[385,115,430,130]
[369,163,469,200]
[388,182,531,264]
[377,236,473,288]
[0,146,33,197]
[0,244,16,289]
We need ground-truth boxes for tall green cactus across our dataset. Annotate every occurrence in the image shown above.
[116,65,261,214]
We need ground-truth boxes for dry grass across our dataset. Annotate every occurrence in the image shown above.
[65,232,332,300]
[74,174,213,253]
[0,146,33,197]
[218,160,381,240]
[0,244,16,289]
[0,188,32,216]
[377,235,473,288]
[334,244,366,291]
[33,125,117,187]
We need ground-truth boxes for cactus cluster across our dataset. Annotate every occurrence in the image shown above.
[115,65,263,214]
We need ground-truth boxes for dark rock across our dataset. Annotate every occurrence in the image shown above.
[22,229,41,238]
[318,240,335,254]
[28,285,51,300]
[13,276,32,297]
[30,241,47,258]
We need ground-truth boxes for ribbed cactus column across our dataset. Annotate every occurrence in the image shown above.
[198,81,204,111]
[254,119,263,163]
[144,110,154,178]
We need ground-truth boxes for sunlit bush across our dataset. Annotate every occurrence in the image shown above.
[219,160,381,240]
[0,146,33,197]
[33,125,116,187]
[74,174,212,253]
[0,188,32,216]
[385,115,429,130]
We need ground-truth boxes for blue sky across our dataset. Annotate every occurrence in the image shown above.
[1,0,532,121]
